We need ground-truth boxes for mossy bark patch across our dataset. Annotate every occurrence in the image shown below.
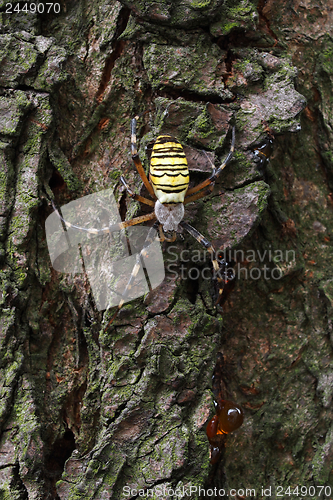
[119,0,226,28]
[143,39,230,99]
[202,181,270,249]
[55,301,221,499]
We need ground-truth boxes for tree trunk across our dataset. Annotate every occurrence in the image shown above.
[0,0,332,498]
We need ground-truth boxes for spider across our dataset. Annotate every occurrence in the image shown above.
[49,114,235,327]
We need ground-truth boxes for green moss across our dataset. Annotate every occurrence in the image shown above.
[188,110,215,141]
[190,0,212,7]
[48,143,82,192]
[235,112,250,131]
[320,46,333,74]
[255,181,271,212]
[215,21,239,35]
[233,150,252,170]
[210,0,258,36]
[268,116,300,134]
[109,170,122,181]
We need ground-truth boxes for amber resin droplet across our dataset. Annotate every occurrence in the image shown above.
[206,414,219,441]
[216,400,244,434]
[206,400,243,464]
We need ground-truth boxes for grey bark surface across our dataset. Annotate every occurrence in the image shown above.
[0,0,332,499]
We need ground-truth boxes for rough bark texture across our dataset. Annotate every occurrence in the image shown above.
[0,0,332,499]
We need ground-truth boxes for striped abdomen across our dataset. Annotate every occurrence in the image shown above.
[150,135,189,204]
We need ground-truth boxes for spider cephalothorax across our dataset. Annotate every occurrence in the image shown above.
[154,201,184,232]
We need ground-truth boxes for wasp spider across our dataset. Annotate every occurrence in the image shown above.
[50,115,235,327]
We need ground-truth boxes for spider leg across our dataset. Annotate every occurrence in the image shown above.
[179,221,225,302]
[184,185,214,205]
[131,115,156,199]
[120,175,155,207]
[50,197,156,235]
[185,126,235,198]
[104,220,160,330]
[158,225,177,243]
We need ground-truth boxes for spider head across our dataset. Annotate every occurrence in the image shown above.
[154,200,184,232]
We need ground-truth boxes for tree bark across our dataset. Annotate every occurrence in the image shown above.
[0,0,332,499]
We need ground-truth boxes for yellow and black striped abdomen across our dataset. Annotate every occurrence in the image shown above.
[150,135,189,204]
